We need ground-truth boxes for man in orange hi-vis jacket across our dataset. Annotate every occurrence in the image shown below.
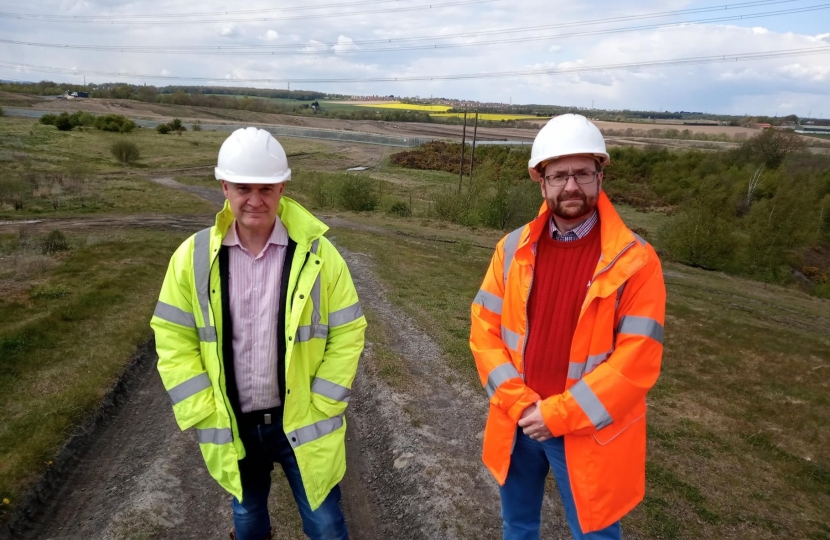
[470,114,666,540]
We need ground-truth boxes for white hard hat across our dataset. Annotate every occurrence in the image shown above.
[215,127,291,184]
[528,114,610,171]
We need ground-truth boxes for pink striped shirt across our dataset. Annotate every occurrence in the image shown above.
[222,219,288,413]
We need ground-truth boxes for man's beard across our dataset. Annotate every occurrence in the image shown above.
[549,190,598,220]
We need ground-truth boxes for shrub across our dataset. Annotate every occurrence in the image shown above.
[658,203,737,271]
[337,176,378,211]
[388,200,412,217]
[110,140,141,166]
[41,230,69,254]
[54,112,74,131]
[39,113,58,126]
[156,124,171,134]
[0,105,4,116]
[94,114,135,133]
[192,122,202,131]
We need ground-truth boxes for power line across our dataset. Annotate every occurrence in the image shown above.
[0,0,499,25]
[1,3,825,56]
[1,46,827,84]
[0,0,449,19]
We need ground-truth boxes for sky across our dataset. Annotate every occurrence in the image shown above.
[0,0,828,116]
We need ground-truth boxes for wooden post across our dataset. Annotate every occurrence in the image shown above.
[469,111,479,181]
[457,108,468,194]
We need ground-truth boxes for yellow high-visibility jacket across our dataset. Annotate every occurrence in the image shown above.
[150,197,366,510]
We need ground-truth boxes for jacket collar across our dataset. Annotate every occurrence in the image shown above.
[516,191,648,292]
[212,196,328,253]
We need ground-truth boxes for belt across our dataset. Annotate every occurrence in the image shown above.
[238,406,283,427]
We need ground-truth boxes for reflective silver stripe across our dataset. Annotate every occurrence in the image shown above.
[567,361,586,380]
[618,316,664,344]
[193,228,216,343]
[585,350,612,375]
[296,324,329,343]
[485,362,521,398]
[198,326,217,343]
[501,326,522,351]
[287,414,344,448]
[154,301,196,328]
[329,302,363,327]
[632,232,647,246]
[311,239,320,254]
[168,372,211,405]
[473,289,503,315]
[310,273,322,327]
[196,427,233,445]
[570,380,613,430]
[311,377,351,403]
[502,227,523,287]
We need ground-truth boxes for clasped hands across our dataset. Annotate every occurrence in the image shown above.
[518,401,552,442]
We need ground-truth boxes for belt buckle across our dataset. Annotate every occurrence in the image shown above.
[264,413,272,425]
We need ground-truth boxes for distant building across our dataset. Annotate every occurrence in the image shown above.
[757,123,772,130]
[796,125,830,135]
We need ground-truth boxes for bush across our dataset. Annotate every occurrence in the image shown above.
[39,113,58,126]
[38,111,96,131]
[54,112,74,131]
[94,114,135,133]
[110,140,141,166]
[337,176,378,211]
[192,122,202,131]
[658,204,737,270]
[41,230,69,254]
[388,200,412,217]
[156,124,171,134]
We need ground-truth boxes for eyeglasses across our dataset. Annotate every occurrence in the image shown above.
[543,171,599,187]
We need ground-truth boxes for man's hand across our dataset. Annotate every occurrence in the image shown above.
[517,401,553,442]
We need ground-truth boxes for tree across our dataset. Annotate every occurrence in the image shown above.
[739,129,806,169]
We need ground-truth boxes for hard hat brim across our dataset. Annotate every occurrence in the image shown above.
[214,168,292,184]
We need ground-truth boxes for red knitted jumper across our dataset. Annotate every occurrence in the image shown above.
[524,223,602,399]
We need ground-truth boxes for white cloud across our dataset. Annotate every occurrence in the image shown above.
[302,40,328,53]
[332,36,358,54]
[219,24,243,38]
[161,69,170,76]
[0,1,828,114]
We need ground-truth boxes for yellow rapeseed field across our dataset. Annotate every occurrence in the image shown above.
[354,102,452,112]
[430,112,540,121]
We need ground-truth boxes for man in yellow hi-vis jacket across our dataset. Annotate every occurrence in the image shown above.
[150,127,366,540]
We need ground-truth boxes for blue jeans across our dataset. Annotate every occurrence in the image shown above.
[500,430,621,540]
[232,414,348,540]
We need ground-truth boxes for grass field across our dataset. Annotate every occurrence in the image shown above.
[331,219,830,539]
[1,113,828,538]
[352,102,452,112]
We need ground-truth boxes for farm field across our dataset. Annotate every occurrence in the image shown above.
[1,112,828,539]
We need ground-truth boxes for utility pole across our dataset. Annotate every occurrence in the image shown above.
[457,108,468,194]
[469,111,479,181]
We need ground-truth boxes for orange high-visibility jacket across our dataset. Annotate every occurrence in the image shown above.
[470,191,666,533]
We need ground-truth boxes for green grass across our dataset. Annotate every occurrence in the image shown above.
[0,228,190,522]
[331,221,830,539]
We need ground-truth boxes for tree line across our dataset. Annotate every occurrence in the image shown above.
[389,131,830,297]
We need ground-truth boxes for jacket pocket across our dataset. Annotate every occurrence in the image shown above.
[593,401,646,446]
